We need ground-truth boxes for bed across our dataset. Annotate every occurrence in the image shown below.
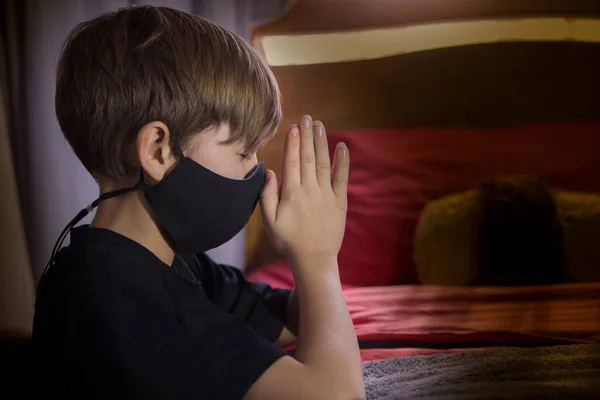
[319,283,600,398]
[246,0,600,398]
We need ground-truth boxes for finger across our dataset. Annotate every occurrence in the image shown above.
[282,125,301,191]
[332,142,350,200]
[260,169,279,224]
[313,121,331,188]
[299,115,316,185]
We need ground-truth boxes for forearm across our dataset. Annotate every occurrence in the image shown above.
[290,255,364,396]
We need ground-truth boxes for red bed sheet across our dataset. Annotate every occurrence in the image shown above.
[279,282,600,361]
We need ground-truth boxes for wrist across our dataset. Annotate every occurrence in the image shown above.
[287,253,340,281]
[287,252,337,268]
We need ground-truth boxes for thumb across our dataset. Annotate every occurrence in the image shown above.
[260,169,279,225]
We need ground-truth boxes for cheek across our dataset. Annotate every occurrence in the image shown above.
[190,147,250,179]
[243,160,260,178]
[226,161,253,180]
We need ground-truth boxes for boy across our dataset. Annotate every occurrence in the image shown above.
[33,5,364,400]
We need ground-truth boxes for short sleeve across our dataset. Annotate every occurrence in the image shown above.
[184,253,292,342]
[128,311,286,399]
[37,264,287,399]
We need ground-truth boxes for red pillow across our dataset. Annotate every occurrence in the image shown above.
[250,121,600,287]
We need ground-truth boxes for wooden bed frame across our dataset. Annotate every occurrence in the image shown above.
[245,0,600,271]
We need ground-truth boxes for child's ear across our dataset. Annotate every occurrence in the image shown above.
[135,121,178,183]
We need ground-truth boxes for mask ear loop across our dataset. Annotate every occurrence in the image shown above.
[135,167,149,191]
[171,139,184,159]
[36,187,136,298]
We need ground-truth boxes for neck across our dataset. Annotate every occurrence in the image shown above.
[91,181,175,266]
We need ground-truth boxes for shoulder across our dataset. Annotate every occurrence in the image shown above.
[50,241,161,292]
[35,230,181,321]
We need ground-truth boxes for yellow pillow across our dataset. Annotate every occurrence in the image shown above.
[558,191,600,283]
[415,189,600,285]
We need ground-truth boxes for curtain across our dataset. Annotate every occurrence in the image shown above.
[0,5,35,337]
[5,0,294,288]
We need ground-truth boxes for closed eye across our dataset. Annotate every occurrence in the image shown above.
[240,153,258,162]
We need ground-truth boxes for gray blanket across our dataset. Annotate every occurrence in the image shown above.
[363,344,600,399]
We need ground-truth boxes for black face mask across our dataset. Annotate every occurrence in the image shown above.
[136,142,265,254]
[39,140,265,293]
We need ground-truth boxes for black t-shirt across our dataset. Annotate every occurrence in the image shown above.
[33,226,291,399]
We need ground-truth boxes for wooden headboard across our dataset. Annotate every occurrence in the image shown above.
[245,0,600,271]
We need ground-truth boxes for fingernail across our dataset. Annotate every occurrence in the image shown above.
[315,125,323,137]
[290,126,299,136]
[301,115,312,129]
[337,143,347,158]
